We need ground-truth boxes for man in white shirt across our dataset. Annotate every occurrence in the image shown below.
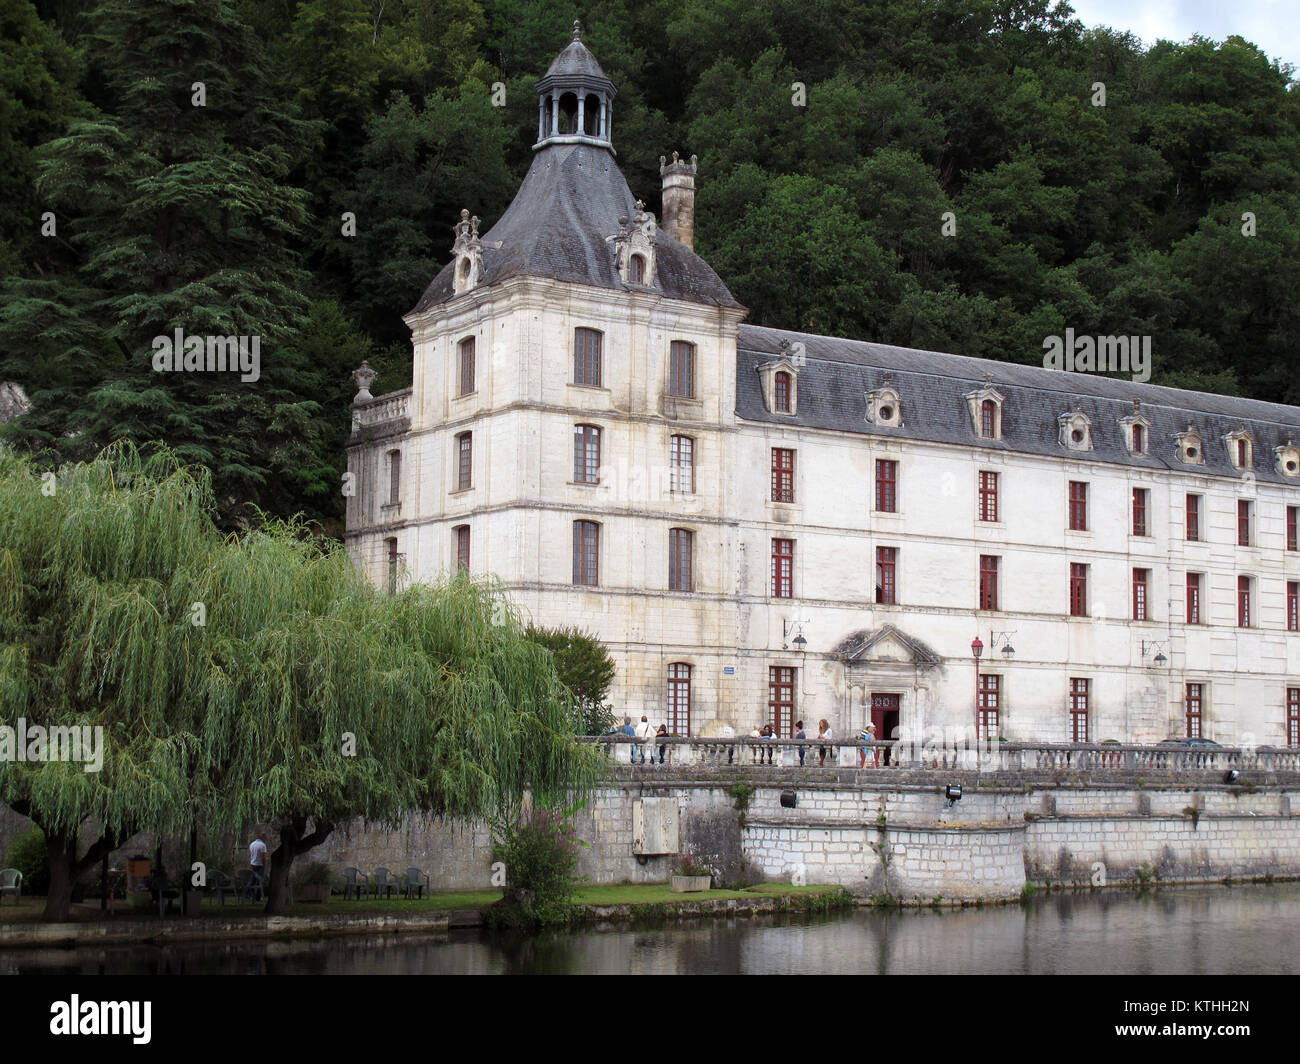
[635,715,653,764]
[248,833,268,899]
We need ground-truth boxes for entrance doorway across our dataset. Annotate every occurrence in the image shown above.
[871,693,900,766]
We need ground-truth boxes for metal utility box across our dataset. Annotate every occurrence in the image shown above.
[632,798,680,854]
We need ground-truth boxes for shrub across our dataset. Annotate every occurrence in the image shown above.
[487,806,585,928]
[295,861,332,887]
[5,828,50,896]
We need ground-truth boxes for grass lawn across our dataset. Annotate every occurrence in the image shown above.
[571,883,842,906]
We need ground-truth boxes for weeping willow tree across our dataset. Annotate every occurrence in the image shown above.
[0,443,603,919]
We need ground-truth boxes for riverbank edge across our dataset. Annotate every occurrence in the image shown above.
[0,887,855,949]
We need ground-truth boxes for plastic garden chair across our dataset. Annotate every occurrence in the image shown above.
[342,867,368,901]
[0,868,21,905]
[404,867,430,899]
[371,867,398,899]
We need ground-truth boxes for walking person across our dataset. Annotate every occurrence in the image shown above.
[656,723,669,765]
[795,720,807,767]
[635,715,653,764]
[817,719,832,767]
[859,721,878,767]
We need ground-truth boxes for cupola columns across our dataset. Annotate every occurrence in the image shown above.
[660,152,698,250]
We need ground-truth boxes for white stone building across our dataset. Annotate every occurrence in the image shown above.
[346,25,1300,749]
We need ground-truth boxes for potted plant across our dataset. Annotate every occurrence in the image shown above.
[669,854,712,893]
[294,862,333,903]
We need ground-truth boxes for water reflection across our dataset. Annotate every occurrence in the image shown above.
[3,884,1297,975]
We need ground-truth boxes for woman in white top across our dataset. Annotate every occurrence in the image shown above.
[817,719,832,766]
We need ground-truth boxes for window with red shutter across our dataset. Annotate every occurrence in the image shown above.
[1131,423,1145,454]
[1238,500,1252,546]
[1290,507,1299,552]
[1068,481,1087,531]
[774,372,791,412]
[1186,573,1202,624]
[1132,568,1149,621]
[771,539,793,598]
[980,399,997,438]
[1132,488,1147,536]
[978,471,998,522]
[1238,575,1252,627]
[1289,582,1299,632]
[1186,494,1201,541]
[771,448,795,503]
[573,521,599,586]
[667,664,691,735]
[1288,688,1300,747]
[978,675,999,737]
[979,555,999,611]
[875,546,897,605]
[1185,683,1203,738]
[875,460,897,512]
[768,666,794,736]
[1070,563,1088,617]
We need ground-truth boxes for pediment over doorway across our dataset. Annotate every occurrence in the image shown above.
[833,625,941,667]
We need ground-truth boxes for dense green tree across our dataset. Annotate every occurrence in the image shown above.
[525,625,617,735]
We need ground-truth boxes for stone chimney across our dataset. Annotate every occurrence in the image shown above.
[659,152,698,250]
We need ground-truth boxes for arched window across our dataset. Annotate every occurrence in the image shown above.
[583,94,602,135]
[558,91,579,134]
[667,663,692,736]
[574,424,601,484]
[573,520,600,586]
[980,399,997,438]
[774,371,791,413]
[574,328,602,386]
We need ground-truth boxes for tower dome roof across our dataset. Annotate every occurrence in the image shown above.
[543,21,611,82]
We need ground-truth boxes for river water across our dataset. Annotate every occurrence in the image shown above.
[4,883,1298,975]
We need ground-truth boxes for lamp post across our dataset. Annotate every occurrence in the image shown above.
[971,637,984,742]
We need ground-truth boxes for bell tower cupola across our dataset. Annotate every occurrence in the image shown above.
[534,21,617,153]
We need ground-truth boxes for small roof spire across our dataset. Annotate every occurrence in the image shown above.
[572,19,582,41]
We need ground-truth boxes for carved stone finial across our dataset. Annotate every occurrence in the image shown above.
[352,361,377,404]
[635,198,645,212]
[983,373,992,387]
[572,19,582,41]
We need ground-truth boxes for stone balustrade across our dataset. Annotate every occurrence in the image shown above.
[351,389,411,431]
[581,735,1300,776]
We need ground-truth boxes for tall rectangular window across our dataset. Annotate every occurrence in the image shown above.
[980,399,997,439]
[1238,500,1253,546]
[1289,506,1299,552]
[386,537,399,596]
[774,372,791,413]
[670,435,694,493]
[978,674,1000,738]
[1186,494,1201,541]
[1068,481,1087,531]
[1070,563,1088,617]
[1132,487,1148,536]
[572,520,599,586]
[771,539,793,598]
[768,666,794,737]
[454,525,470,572]
[458,336,475,396]
[574,328,602,386]
[1186,573,1202,624]
[1185,683,1203,738]
[979,555,1000,611]
[875,459,897,513]
[1069,678,1089,742]
[573,424,600,484]
[455,432,472,491]
[875,546,897,605]
[669,528,693,591]
[771,448,795,503]
[1289,581,1299,632]
[1288,688,1300,747]
[1238,439,1249,468]
[978,471,999,522]
[668,341,695,398]
[1238,575,1252,627]
[1132,568,1149,621]
[387,449,401,504]
[667,664,691,736]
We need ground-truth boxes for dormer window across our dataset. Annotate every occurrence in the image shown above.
[1176,426,1204,465]
[1119,403,1151,456]
[965,382,1004,440]
[1225,429,1253,471]
[1275,440,1300,478]
[758,359,798,416]
[450,209,483,295]
[612,201,656,287]
[1059,410,1092,452]
[865,384,902,427]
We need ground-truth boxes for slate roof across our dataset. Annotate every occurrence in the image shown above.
[410,142,741,314]
[834,625,942,665]
[544,37,611,82]
[736,324,1300,485]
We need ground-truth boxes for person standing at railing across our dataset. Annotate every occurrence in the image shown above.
[635,715,653,765]
[795,720,807,767]
[623,716,637,764]
[759,722,776,764]
[722,723,735,765]
[859,722,878,768]
[656,723,668,765]
[818,719,832,766]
